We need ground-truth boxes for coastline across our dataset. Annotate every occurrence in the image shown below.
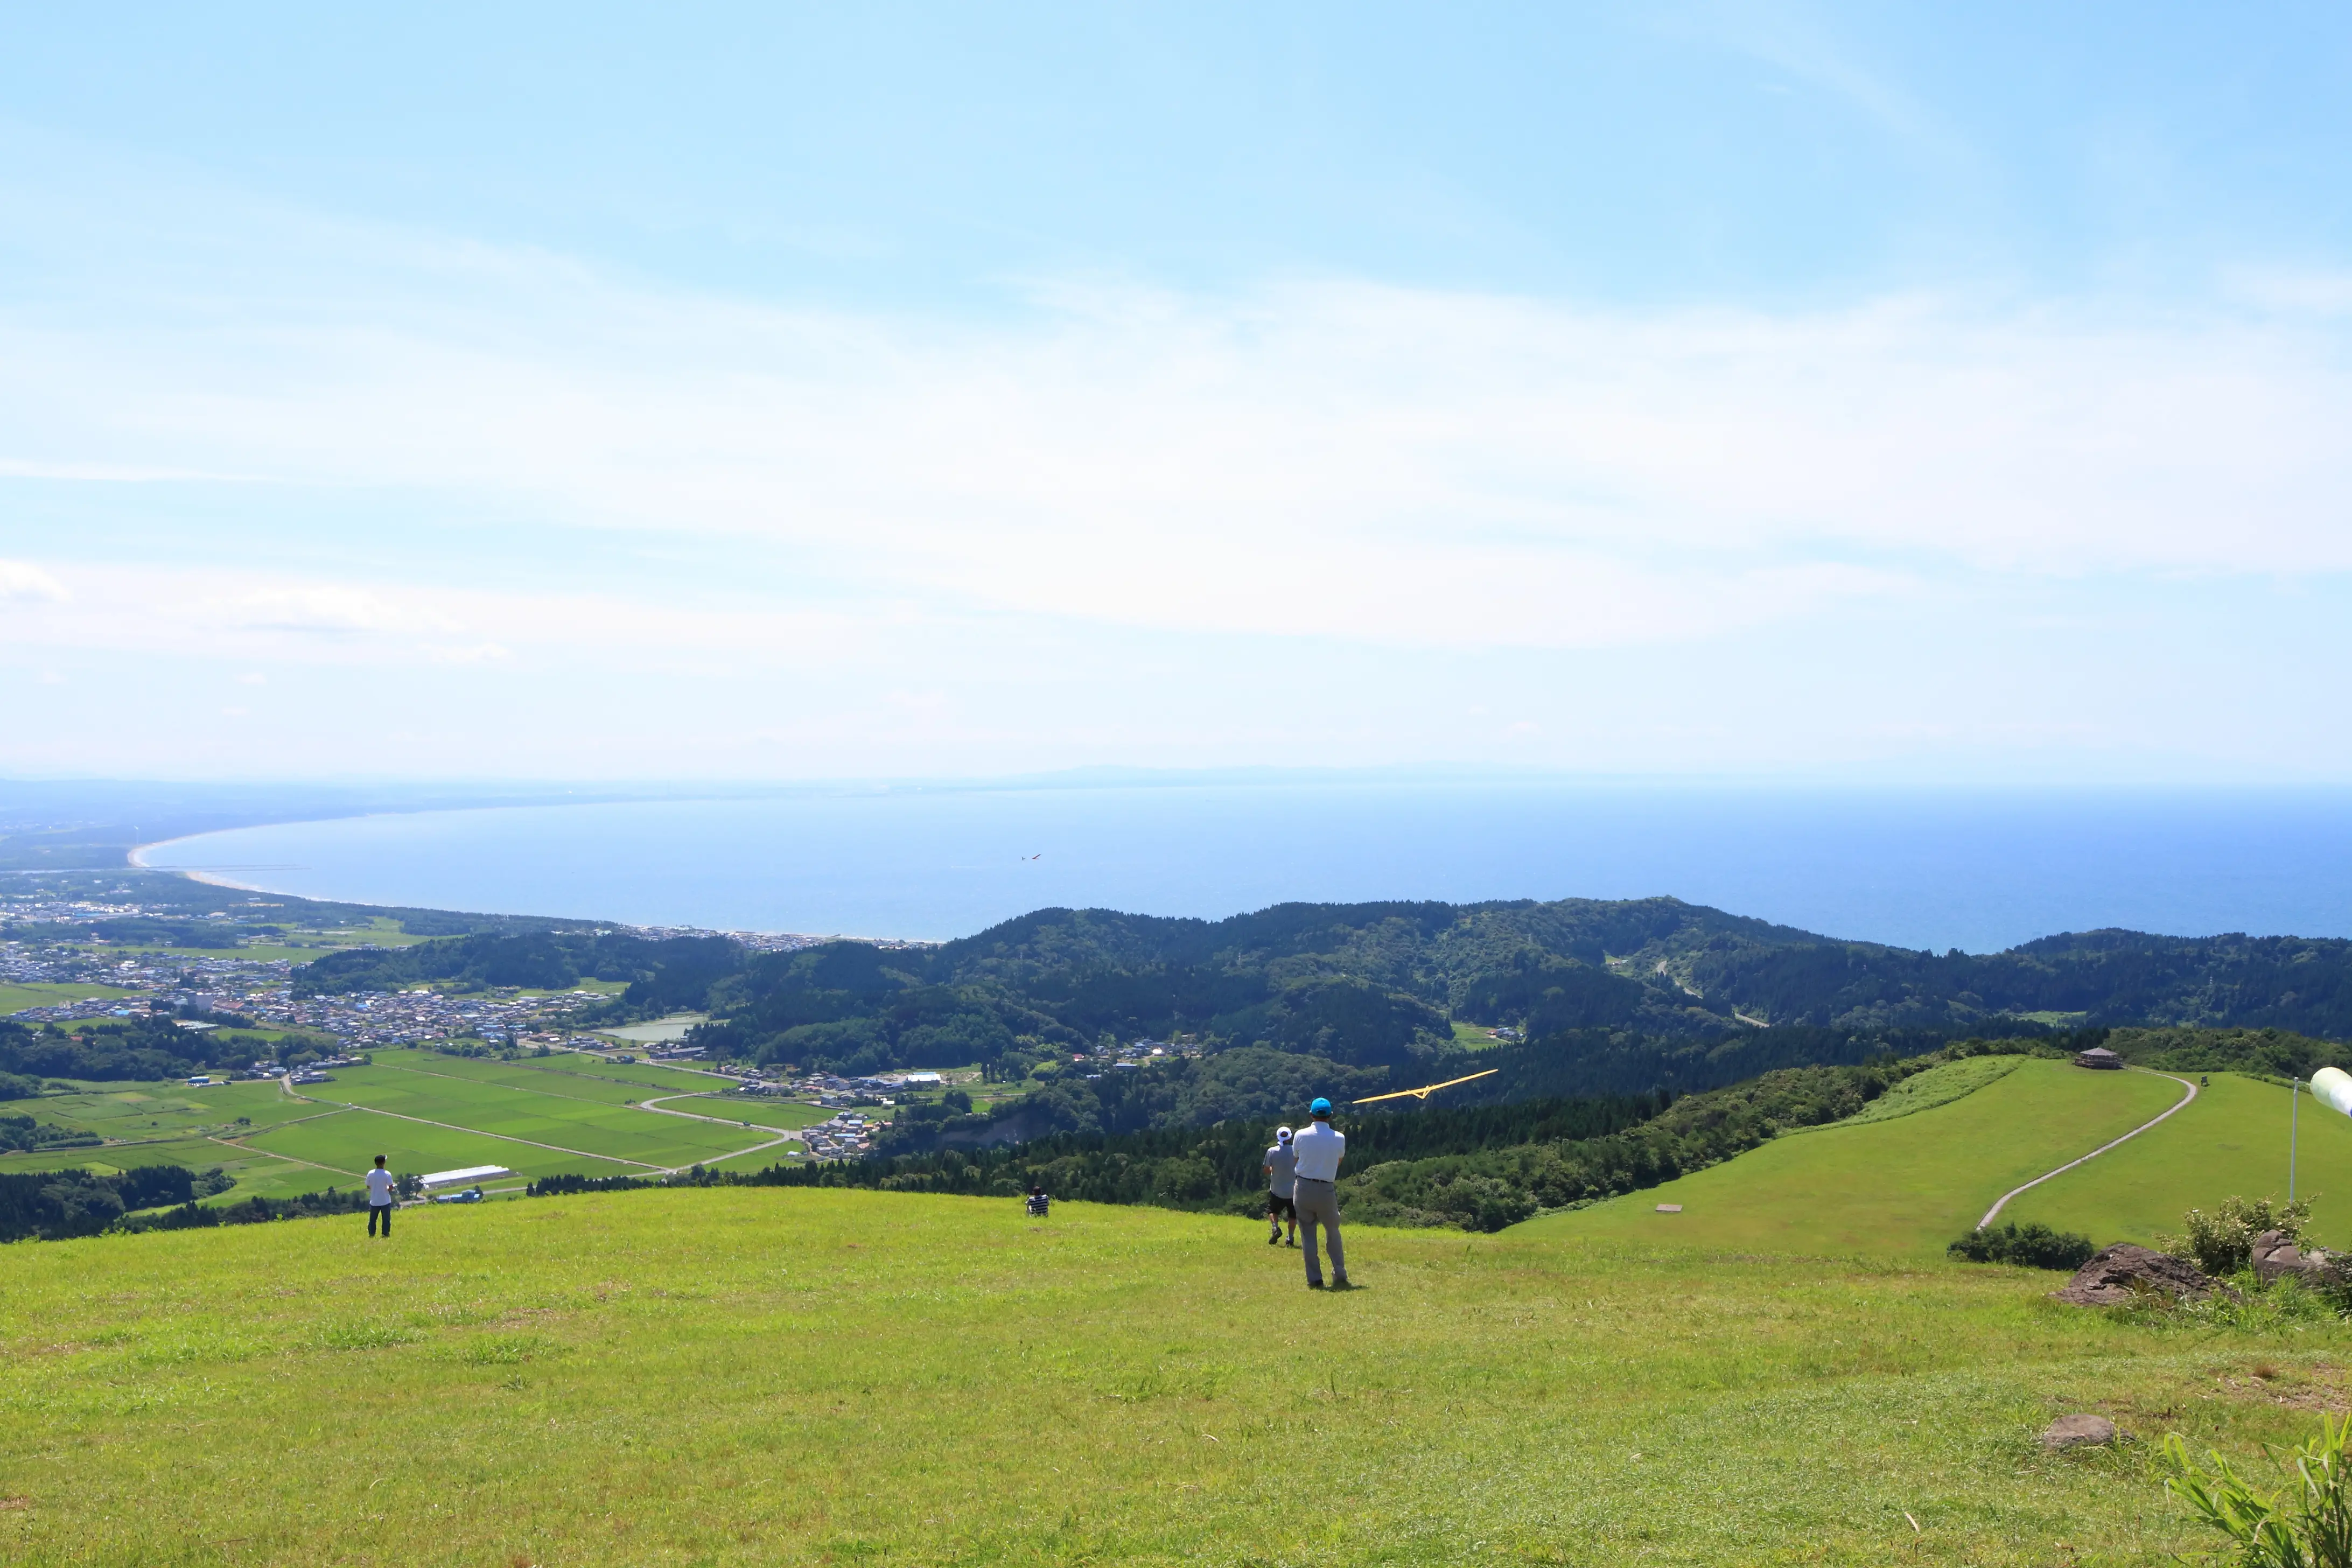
[127,841,278,888]
[128,832,290,894]
[124,817,895,942]
[106,785,2352,954]
[125,804,485,897]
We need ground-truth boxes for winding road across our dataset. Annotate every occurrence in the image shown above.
[1974,1066,2201,1230]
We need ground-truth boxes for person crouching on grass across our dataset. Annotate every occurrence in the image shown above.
[1292,1098,1348,1289]
[366,1154,396,1238]
[1263,1124,1299,1247]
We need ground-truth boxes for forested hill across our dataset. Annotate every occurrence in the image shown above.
[293,896,2352,1090]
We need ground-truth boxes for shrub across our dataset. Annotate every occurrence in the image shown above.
[2161,1194,2315,1277]
[525,1173,654,1197]
[2162,1410,2352,1566]
[1947,1221,2096,1270]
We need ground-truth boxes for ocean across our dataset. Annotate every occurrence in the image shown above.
[132,780,2352,954]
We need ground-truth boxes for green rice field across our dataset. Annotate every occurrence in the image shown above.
[7,1049,811,1198]
[0,1081,334,1193]
[31,1079,319,1140]
[239,1049,806,1180]
[0,1134,326,1197]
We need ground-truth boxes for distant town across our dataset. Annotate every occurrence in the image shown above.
[0,888,831,1045]
[1,885,1200,1165]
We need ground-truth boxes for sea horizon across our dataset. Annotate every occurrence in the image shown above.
[127,776,2352,955]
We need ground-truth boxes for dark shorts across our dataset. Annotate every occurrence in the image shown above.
[1267,1193,1296,1221]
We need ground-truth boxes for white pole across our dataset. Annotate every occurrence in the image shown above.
[2291,1077,2301,1205]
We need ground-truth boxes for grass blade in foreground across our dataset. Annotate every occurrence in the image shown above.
[2164,1411,2352,1567]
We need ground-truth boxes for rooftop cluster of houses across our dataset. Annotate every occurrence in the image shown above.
[3,941,299,1026]
[1064,1037,1201,1076]
[731,1069,941,1106]
[799,1110,874,1159]
[626,926,830,954]
[1,919,620,1046]
[0,895,152,926]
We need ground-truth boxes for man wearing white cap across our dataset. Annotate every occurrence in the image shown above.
[1291,1098,1349,1289]
[1263,1125,1299,1247]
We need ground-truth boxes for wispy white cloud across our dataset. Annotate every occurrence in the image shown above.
[0,564,895,676]
[422,642,511,664]
[222,585,458,636]
[6,164,2352,781]
[6,248,2352,660]
[2223,267,2352,318]
[0,559,71,603]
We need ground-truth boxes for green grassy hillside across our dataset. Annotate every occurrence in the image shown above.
[1530,1059,2183,1257]
[1533,1060,2352,1260]
[2004,1071,2352,1248]
[6,1186,2349,1566]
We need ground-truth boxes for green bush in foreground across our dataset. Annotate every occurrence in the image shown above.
[2165,1194,2316,1277]
[1947,1220,2096,1270]
[2164,1410,2352,1566]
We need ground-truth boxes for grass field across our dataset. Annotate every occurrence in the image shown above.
[243,1108,642,1182]
[60,940,369,963]
[1542,1059,2185,1258]
[1545,1061,2352,1259]
[7,1186,2349,1566]
[0,979,141,1014]
[31,1079,320,1140]
[5,1051,812,1199]
[2004,1070,2352,1248]
[522,1053,728,1095]
[0,1132,326,1196]
[46,915,441,966]
[1785,1053,2024,1131]
[0,1080,334,1193]
[696,1094,830,1132]
[598,1013,707,1042]
[213,1050,800,1182]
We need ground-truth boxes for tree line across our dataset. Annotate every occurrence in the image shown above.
[294,897,2352,1095]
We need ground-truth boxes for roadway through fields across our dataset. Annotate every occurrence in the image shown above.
[58,1097,381,1181]
[1974,1067,2200,1229]
[264,1069,804,1176]
[370,1059,809,1167]
[207,1129,361,1178]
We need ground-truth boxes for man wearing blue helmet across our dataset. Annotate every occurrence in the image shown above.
[1290,1097,1349,1289]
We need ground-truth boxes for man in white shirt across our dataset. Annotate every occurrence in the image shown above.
[1262,1125,1298,1247]
[1290,1098,1348,1289]
[365,1154,396,1238]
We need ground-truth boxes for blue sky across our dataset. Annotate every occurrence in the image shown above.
[3,4,2350,781]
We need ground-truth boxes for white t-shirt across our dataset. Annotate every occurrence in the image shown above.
[1291,1121,1345,1182]
[365,1168,396,1205]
